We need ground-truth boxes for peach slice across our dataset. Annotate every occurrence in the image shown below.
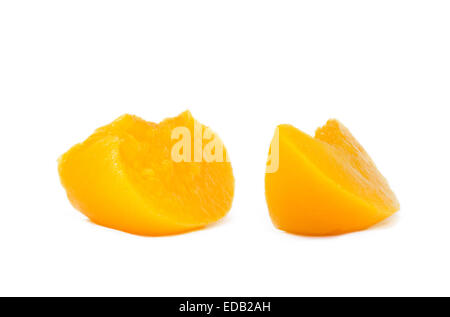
[265,120,399,236]
[58,111,234,236]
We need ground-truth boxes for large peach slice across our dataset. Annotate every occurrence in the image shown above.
[58,111,234,236]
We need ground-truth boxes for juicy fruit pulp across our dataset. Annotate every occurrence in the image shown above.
[58,111,234,236]
[265,120,399,236]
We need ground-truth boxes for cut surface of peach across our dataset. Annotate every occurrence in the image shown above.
[265,120,399,236]
[58,111,234,236]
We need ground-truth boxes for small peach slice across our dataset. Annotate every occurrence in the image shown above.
[58,111,234,236]
[265,120,399,236]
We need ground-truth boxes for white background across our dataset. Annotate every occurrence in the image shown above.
[1,1,449,297]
